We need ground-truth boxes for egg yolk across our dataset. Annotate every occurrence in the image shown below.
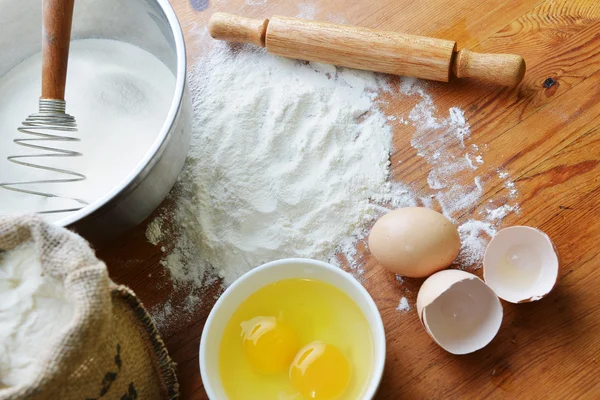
[289,341,352,399]
[240,316,298,374]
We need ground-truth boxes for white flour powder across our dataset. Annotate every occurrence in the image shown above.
[147,40,520,326]
[0,243,74,388]
[397,78,521,269]
[159,43,394,287]
[396,297,411,312]
[0,39,174,220]
[401,78,486,217]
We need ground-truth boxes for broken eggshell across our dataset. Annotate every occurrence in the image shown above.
[416,270,503,355]
[483,226,559,303]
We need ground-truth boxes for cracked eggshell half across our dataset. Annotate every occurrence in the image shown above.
[483,226,559,303]
[417,270,503,355]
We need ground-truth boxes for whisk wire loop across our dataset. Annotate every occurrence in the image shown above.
[0,99,88,214]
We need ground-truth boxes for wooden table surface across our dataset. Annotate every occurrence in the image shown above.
[97,0,600,398]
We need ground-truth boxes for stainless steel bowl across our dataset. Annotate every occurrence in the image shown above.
[0,0,191,242]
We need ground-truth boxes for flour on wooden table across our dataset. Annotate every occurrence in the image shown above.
[296,3,317,19]
[401,78,486,217]
[145,217,164,246]
[145,38,520,325]
[396,297,411,312]
[154,42,397,288]
[399,78,521,269]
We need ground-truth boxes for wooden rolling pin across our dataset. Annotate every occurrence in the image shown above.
[209,12,526,87]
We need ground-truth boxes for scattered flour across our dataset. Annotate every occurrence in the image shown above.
[396,297,411,312]
[456,220,497,268]
[296,3,317,19]
[400,78,485,217]
[0,243,74,388]
[146,37,520,324]
[156,42,399,288]
[486,204,517,221]
[145,217,164,245]
[398,78,520,268]
[149,299,173,331]
[499,168,520,199]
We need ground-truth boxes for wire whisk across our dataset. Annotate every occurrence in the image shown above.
[0,99,88,214]
[0,0,86,215]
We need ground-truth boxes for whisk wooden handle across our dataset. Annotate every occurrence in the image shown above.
[42,0,75,100]
[209,12,526,87]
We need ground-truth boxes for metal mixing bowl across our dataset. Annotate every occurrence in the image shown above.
[0,0,191,242]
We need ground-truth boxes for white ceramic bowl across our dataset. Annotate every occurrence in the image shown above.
[199,258,386,399]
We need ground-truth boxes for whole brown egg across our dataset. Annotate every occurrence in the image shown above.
[368,207,461,278]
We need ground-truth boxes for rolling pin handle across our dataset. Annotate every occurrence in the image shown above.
[452,49,526,87]
[208,12,269,47]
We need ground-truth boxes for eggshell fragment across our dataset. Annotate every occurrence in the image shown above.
[368,207,461,278]
[417,270,503,355]
[483,226,559,303]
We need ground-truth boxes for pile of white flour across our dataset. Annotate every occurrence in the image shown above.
[151,43,402,287]
[146,40,519,324]
[0,243,74,388]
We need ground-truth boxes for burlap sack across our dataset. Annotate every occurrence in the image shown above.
[0,215,178,399]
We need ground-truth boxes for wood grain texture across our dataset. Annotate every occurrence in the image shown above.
[41,0,75,100]
[96,0,600,398]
